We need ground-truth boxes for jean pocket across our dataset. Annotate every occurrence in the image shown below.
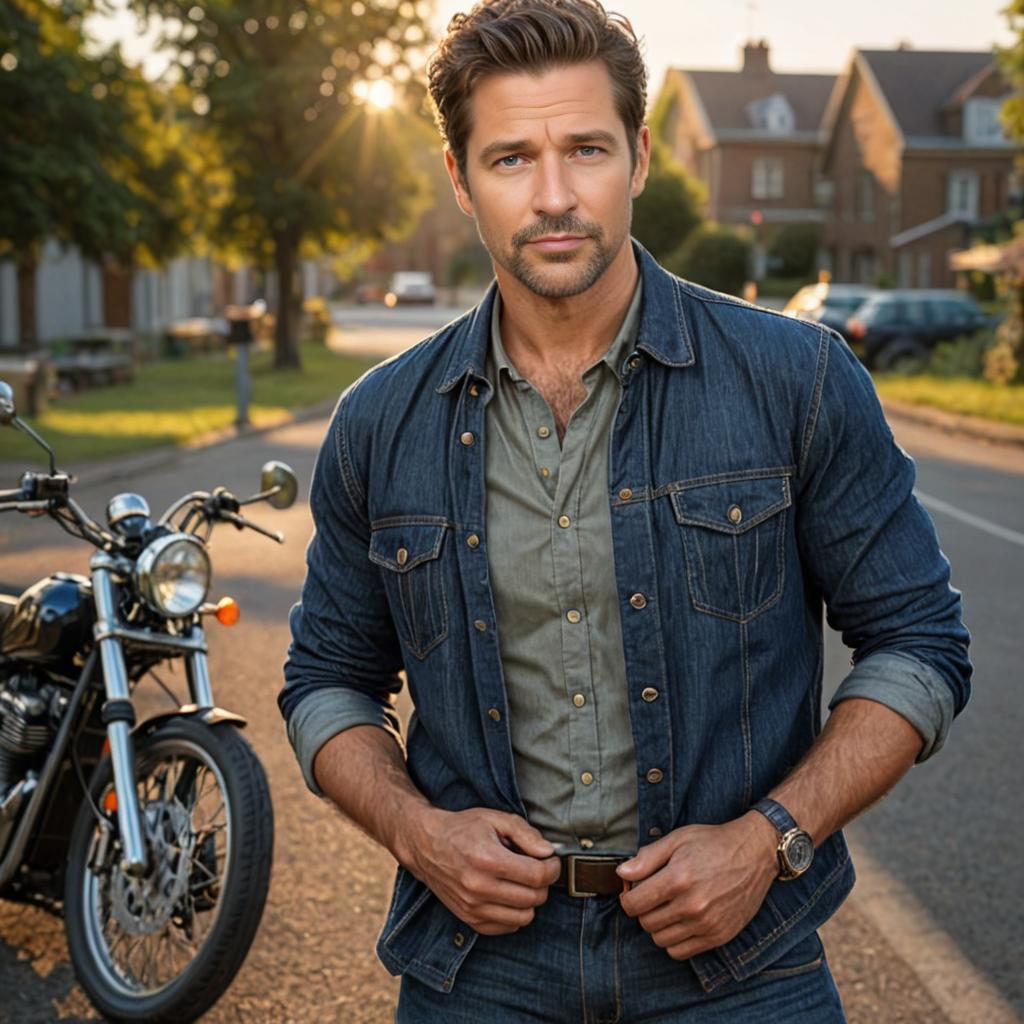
[670,472,791,623]
[369,519,450,660]
[754,930,825,980]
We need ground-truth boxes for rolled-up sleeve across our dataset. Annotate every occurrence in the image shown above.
[279,389,405,795]
[797,329,971,760]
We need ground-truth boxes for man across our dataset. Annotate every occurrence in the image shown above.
[280,1,971,1019]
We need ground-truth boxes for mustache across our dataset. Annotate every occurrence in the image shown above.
[512,216,603,248]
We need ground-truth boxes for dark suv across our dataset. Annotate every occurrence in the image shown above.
[845,290,990,371]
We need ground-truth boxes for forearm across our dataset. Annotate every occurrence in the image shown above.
[766,697,924,845]
[312,724,435,870]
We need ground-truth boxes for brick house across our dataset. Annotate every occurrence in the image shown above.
[655,42,836,275]
[819,49,1016,288]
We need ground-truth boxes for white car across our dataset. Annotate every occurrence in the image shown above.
[385,272,436,306]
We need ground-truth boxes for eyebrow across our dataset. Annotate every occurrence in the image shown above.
[478,130,620,165]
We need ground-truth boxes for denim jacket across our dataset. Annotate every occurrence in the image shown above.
[280,242,970,994]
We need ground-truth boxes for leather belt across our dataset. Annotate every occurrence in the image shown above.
[554,854,630,897]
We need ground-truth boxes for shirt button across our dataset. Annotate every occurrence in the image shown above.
[460,431,475,446]
[646,768,664,784]
[572,693,586,707]
[648,826,663,838]
[487,707,501,721]
[728,505,743,524]
[628,356,642,370]
[537,425,551,439]
[540,467,550,478]
[558,515,571,528]
[453,931,466,947]
[473,619,487,632]
[467,534,480,548]
[618,488,633,501]
[581,771,594,785]
[641,687,659,702]
[629,593,647,610]
[579,837,595,849]
[469,385,479,397]
[396,547,409,566]
[566,609,582,624]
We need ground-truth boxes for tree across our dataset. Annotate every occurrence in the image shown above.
[0,0,188,345]
[768,223,820,279]
[664,225,752,297]
[133,0,435,369]
[631,141,703,261]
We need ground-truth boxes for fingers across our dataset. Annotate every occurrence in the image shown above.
[494,812,556,860]
[617,833,674,884]
[619,866,681,917]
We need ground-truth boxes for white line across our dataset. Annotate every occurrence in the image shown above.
[915,490,1024,549]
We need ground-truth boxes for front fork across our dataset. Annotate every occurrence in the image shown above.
[90,554,213,876]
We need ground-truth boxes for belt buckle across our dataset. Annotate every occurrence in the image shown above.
[566,854,618,898]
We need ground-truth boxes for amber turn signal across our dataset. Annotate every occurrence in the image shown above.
[215,596,240,626]
[103,791,118,813]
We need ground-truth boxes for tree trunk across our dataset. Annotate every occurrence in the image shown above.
[16,249,38,349]
[273,234,302,370]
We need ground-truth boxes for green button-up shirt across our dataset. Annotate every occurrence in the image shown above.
[484,283,643,852]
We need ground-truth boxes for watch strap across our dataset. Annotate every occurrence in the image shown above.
[751,797,799,837]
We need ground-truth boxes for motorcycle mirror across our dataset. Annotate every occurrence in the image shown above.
[259,461,298,509]
[0,381,15,426]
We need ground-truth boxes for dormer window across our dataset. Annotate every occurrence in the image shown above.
[963,98,1007,145]
[746,93,795,135]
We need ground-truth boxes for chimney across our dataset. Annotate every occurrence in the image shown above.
[742,40,771,75]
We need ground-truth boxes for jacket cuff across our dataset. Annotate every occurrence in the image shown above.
[286,687,403,796]
[828,651,956,762]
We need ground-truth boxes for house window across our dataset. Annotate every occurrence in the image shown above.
[963,98,1006,145]
[898,252,913,288]
[918,251,932,288]
[858,171,876,223]
[948,170,980,219]
[752,157,784,200]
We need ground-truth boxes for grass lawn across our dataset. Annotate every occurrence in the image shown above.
[1,341,376,466]
[874,375,1024,428]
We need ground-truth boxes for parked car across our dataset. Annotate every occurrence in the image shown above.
[844,290,991,372]
[385,272,436,307]
[783,283,877,335]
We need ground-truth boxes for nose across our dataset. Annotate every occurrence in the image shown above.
[532,152,577,219]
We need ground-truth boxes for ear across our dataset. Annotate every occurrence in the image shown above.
[630,125,652,200]
[444,149,475,217]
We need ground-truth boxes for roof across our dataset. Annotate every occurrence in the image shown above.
[683,69,835,135]
[858,50,999,138]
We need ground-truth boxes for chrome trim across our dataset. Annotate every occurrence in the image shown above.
[106,492,151,528]
[93,627,208,654]
[185,637,214,707]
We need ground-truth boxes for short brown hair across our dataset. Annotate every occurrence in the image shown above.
[428,0,647,184]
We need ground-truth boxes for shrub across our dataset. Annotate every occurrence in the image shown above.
[926,330,995,379]
[632,142,704,261]
[767,223,819,279]
[664,225,752,296]
[983,315,1024,385]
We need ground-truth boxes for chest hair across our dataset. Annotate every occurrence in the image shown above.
[529,366,589,442]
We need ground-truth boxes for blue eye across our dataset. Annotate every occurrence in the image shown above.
[497,155,522,167]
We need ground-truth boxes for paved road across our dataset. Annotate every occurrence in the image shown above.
[0,321,1020,1021]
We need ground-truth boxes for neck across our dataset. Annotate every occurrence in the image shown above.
[496,239,639,372]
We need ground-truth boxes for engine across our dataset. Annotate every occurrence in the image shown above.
[0,674,59,798]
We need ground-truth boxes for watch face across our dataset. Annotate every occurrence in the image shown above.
[781,830,814,876]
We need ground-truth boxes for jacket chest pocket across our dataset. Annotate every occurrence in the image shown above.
[369,521,450,660]
[670,474,791,623]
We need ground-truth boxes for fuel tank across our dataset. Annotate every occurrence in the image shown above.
[0,574,94,672]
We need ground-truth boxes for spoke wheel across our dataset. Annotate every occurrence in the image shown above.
[64,717,273,1024]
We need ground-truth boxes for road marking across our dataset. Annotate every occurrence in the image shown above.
[848,838,1022,1024]
[916,490,1024,549]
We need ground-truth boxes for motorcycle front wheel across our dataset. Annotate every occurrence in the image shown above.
[64,716,273,1023]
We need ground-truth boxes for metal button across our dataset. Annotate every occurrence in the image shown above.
[537,425,551,439]
[473,619,487,632]
[579,837,594,849]
[629,593,647,610]
[566,609,582,624]
[728,505,742,524]
[618,488,633,501]
[572,693,586,708]
[581,771,594,785]
[646,768,664,784]
[558,515,571,529]
[396,547,408,566]
[453,931,466,947]
[488,707,501,721]
[641,687,659,702]
[467,534,480,548]
[628,356,642,370]
[468,385,479,397]
[540,467,550,478]
[648,826,663,838]
[460,431,475,446]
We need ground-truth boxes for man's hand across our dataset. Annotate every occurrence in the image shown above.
[402,806,561,936]
[617,812,778,960]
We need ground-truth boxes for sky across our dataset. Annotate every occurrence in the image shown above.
[93,0,1015,98]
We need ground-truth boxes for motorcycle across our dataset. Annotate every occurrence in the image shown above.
[0,379,292,1022]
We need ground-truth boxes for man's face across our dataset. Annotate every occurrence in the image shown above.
[445,61,650,300]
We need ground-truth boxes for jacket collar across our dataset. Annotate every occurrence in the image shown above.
[435,239,695,394]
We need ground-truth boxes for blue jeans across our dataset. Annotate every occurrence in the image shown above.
[395,887,846,1023]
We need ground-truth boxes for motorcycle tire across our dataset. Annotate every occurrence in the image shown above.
[63,716,273,1023]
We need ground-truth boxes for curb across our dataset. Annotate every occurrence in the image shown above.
[880,398,1024,450]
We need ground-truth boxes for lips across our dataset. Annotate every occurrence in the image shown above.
[528,236,587,252]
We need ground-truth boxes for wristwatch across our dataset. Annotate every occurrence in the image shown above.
[751,798,814,881]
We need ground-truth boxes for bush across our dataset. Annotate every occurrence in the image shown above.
[767,223,819,279]
[664,225,752,296]
[926,331,994,379]
[983,315,1024,384]
[631,142,704,261]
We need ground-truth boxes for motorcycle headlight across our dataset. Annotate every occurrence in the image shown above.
[135,534,211,617]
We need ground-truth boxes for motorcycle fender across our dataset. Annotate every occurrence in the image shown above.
[134,704,248,737]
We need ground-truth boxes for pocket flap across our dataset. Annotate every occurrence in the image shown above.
[369,522,447,573]
[670,475,791,535]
